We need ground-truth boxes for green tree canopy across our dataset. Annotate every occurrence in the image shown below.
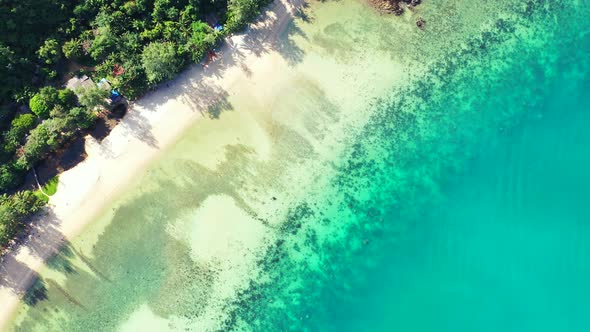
[68,107,97,129]
[76,86,109,111]
[89,26,117,61]
[23,119,60,166]
[37,38,62,65]
[58,88,77,108]
[141,41,180,83]
[0,163,24,193]
[62,38,84,60]
[185,21,216,61]
[226,0,270,32]
[0,191,44,245]
[4,114,37,152]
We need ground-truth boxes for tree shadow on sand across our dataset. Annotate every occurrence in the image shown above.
[119,109,159,148]
[207,92,234,119]
[240,0,308,66]
[0,210,78,307]
[0,254,46,304]
[93,0,308,135]
[128,66,236,123]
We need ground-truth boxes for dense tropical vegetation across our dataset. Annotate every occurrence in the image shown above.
[0,0,272,249]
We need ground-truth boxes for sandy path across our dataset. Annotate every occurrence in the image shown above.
[0,0,304,329]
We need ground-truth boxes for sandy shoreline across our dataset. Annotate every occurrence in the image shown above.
[0,0,304,328]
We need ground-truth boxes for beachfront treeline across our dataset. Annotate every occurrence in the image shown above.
[0,0,272,249]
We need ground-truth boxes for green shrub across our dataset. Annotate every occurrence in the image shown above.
[42,118,72,147]
[29,95,51,119]
[89,26,117,61]
[185,21,216,62]
[49,105,68,118]
[29,87,59,118]
[11,114,36,133]
[40,68,58,81]
[118,58,148,99]
[43,176,59,196]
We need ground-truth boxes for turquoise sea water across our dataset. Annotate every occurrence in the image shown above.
[226,2,590,331]
[6,0,590,331]
[320,60,590,331]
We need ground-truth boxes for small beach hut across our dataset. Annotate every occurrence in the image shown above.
[65,75,95,94]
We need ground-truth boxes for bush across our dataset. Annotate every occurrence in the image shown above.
[29,95,51,119]
[89,26,117,61]
[29,87,59,118]
[118,58,148,99]
[40,68,58,81]
[49,105,68,118]
[42,118,71,147]
[11,114,36,134]
[12,86,35,105]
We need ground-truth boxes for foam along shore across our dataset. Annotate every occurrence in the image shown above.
[0,0,305,328]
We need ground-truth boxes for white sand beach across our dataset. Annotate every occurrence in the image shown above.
[0,0,305,328]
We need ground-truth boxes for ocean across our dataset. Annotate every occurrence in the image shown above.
[7,0,590,331]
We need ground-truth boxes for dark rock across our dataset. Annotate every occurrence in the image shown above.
[416,17,426,29]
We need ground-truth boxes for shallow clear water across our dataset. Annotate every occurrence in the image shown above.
[222,1,590,331]
[7,0,590,331]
